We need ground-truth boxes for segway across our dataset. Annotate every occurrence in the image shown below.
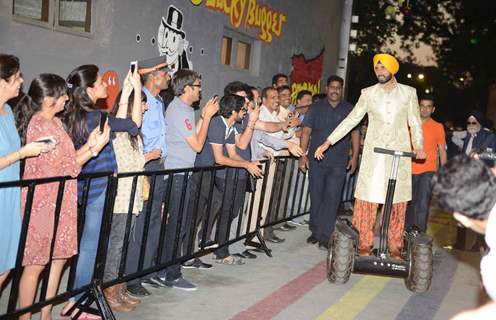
[326,147,433,292]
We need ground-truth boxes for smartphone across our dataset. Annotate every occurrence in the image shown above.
[35,136,56,145]
[130,60,137,73]
[99,112,108,133]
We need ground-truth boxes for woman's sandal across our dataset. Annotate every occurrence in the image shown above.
[215,255,245,265]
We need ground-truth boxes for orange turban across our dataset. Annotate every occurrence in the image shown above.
[373,53,399,75]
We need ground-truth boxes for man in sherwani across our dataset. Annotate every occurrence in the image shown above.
[315,53,426,258]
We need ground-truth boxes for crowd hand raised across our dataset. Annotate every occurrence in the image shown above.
[314,140,332,161]
[287,141,304,157]
[414,149,426,160]
[248,102,260,122]
[130,64,141,90]
[202,96,219,119]
[246,161,263,177]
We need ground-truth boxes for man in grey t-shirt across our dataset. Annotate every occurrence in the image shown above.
[158,69,218,290]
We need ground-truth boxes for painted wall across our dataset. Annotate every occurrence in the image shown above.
[0,0,344,101]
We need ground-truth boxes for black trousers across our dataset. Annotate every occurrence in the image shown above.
[308,164,347,245]
[405,171,434,233]
[125,159,166,284]
[214,169,247,259]
[183,170,223,256]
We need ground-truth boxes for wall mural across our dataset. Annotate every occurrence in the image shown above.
[97,70,119,110]
[290,49,324,104]
[158,5,193,73]
[190,0,287,44]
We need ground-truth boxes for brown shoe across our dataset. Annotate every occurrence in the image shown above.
[117,283,141,306]
[104,285,135,312]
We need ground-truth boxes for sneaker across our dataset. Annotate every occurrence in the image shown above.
[199,240,219,250]
[127,283,150,297]
[141,276,167,288]
[165,277,197,291]
[182,258,213,269]
[288,220,305,226]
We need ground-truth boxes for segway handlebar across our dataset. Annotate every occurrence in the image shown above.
[374,147,415,158]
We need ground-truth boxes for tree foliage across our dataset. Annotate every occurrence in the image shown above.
[350,0,496,113]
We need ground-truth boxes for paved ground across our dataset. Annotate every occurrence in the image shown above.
[109,209,485,320]
[0,209,486,319]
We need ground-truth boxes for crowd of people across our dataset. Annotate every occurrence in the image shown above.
[0,54,313,319]
[1,51,494,320]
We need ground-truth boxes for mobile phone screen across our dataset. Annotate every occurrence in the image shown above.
[99,112,108,133]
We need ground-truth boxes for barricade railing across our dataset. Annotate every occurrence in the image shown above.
[0,156,314,319]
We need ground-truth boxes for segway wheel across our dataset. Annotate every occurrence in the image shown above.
[405,242,433,292]
[327,230,355,284]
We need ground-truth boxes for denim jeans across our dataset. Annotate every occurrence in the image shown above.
[405,171,434,232]
[72,189,106,300]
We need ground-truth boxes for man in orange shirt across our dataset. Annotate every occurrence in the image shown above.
[406,95,447,232]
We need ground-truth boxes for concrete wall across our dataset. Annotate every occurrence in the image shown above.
[0,0,344,100]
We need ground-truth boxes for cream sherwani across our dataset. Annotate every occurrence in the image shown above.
[327,80,423,203]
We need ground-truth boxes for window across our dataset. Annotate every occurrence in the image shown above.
[221,36,232,66]
[13,0,92,36]
[235,41,251,70]
[220,28,260,74]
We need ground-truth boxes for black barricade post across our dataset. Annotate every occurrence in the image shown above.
[7,183,36,314]
[244,159,272,256]
[1,157,318,319]
[68,173,118,320]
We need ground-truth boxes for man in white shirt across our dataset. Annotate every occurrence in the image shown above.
[250,87,303,243]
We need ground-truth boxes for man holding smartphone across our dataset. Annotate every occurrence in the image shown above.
[126,57,171,297]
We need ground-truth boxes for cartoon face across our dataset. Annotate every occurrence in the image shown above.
[158,23,183,72]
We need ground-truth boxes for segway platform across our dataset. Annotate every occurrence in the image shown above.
[326,148,433,293]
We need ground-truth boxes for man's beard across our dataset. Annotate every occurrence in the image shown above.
[377,73,392,84]
[467,125,481,135]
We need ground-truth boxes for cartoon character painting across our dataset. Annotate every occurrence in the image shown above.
[157,5,193,73]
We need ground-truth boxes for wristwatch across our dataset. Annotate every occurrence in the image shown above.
[88,146,98,157]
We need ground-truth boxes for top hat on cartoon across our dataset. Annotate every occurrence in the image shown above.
[162,5,185,38]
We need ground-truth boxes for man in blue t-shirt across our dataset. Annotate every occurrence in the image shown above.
[189,94,262,265]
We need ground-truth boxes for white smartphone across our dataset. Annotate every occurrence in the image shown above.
[130,60,138,73]
[35,136,57,145]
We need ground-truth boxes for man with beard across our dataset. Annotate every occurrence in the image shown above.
[194,94,263,265]
[462,111,496,155]
[405,95,447,233]
[299,75,360,249]
[315,54,425,259]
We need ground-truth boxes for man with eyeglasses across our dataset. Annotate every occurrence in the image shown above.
[405,95,447,233]
[158,69,219,290]
[462,111,496,155]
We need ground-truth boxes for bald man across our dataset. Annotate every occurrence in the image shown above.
[315,53,425,259]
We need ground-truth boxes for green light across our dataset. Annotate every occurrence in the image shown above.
[469,37,479,45]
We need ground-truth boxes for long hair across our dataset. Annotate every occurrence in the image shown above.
[14,74,67,145]
[110,90,146,151]
[63,64,99,146]
[0,54,20,81]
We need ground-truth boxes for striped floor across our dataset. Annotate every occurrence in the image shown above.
[109,209,484,320]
